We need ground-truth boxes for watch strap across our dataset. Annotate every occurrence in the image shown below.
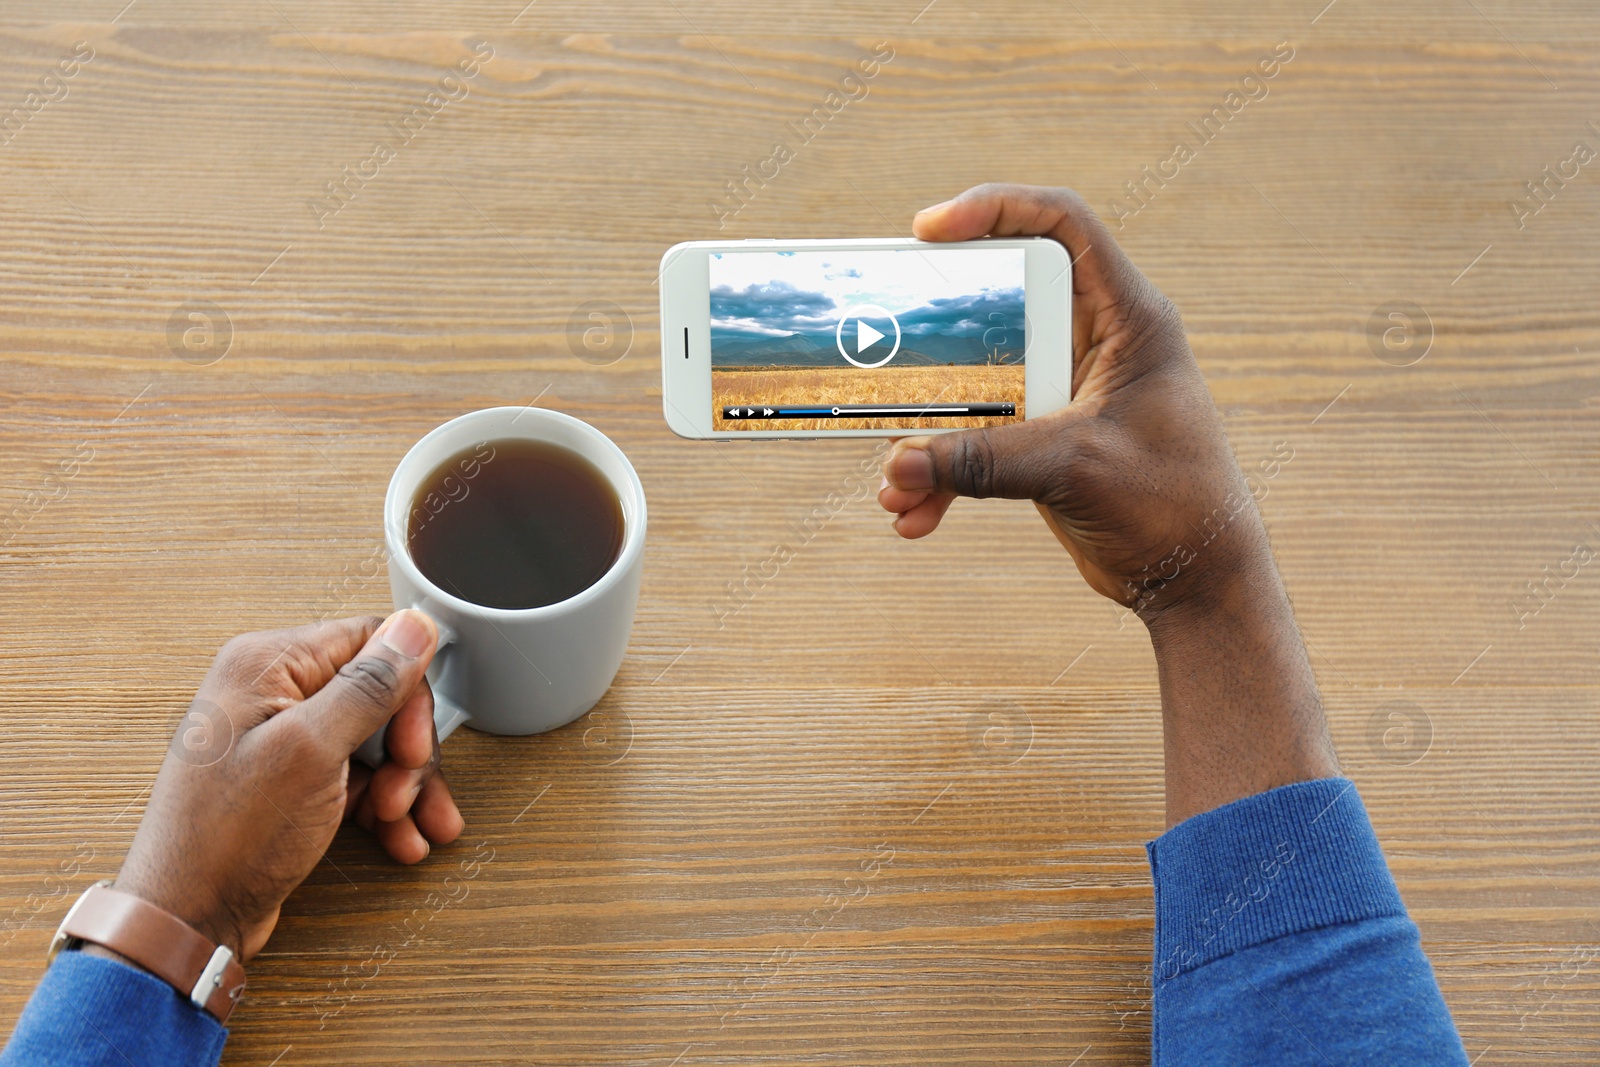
[49,882,246,1023]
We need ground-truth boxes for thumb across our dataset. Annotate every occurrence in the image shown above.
[884,413,1083,502]
[293,609,439,754]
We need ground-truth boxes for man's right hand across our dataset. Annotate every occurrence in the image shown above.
[878,183,1275,625]
[880,183,1340,825]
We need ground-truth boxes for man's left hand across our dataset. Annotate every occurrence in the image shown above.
[113,611,465,961]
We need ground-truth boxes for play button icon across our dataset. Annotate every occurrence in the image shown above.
[835,304,901,369]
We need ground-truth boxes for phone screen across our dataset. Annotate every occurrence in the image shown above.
[709,247,1026,431]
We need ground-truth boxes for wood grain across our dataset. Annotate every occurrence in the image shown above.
[1,4,1597,1064]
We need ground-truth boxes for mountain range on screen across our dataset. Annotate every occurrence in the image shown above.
[710,284,1024,367]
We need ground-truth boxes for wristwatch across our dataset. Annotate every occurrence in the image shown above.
[48,881,247,1024]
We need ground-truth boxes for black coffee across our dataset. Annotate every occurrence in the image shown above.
[407,439,623,610]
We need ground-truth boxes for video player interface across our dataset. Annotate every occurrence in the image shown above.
[709,247,1025,431]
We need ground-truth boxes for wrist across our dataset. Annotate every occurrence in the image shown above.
[111,872,242,959]
[52,882,249,1022]
[1136,515,1284,642]
[1141,542,1282,643]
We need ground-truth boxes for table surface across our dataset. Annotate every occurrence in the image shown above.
[1,3,1597,1064]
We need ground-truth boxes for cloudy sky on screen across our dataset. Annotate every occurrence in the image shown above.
[709,248,1023,337]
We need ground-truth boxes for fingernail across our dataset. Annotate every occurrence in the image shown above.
[378,610,434,659]
[890,444,935,491]
[915,198,954,217]
[878,473,889,493]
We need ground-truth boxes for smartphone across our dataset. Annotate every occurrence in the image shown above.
[658,237,1071,439]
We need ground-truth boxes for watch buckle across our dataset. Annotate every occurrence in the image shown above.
[190,944,237,1010]
[46,880,113,964]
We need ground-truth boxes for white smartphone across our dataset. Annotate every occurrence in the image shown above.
[658,237,1072,439]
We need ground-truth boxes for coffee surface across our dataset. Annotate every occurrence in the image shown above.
[407,438,623,610]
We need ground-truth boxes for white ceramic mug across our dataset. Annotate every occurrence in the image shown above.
[353,407,646,768]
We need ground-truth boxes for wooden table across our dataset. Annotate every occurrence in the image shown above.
[2,3,1596,1063]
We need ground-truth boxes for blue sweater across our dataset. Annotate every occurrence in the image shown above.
[3,778,1467,1065]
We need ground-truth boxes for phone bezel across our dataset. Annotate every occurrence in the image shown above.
[658,237,1072,439]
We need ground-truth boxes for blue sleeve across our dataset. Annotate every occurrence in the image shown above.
[1146,777,1469,1066]
[1,951,226,1067]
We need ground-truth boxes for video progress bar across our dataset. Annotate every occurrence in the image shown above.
[724,402,1016,420]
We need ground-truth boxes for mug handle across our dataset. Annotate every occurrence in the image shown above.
[351,611,471,770]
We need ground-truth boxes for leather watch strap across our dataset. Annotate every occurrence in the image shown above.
[49,882,247,1023]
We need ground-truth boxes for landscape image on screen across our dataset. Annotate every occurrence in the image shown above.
[709,247,1025,431]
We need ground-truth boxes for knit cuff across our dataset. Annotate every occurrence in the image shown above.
[1146,777,1408,984]
[1,950,227,1066]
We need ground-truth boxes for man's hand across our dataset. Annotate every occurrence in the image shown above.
[113,611,466,961]
[879,183,1270,622]
[881,184,1339,824]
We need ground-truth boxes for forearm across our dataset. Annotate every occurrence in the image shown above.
[1142,527,1339,827]
[1138,522,1467,1062]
